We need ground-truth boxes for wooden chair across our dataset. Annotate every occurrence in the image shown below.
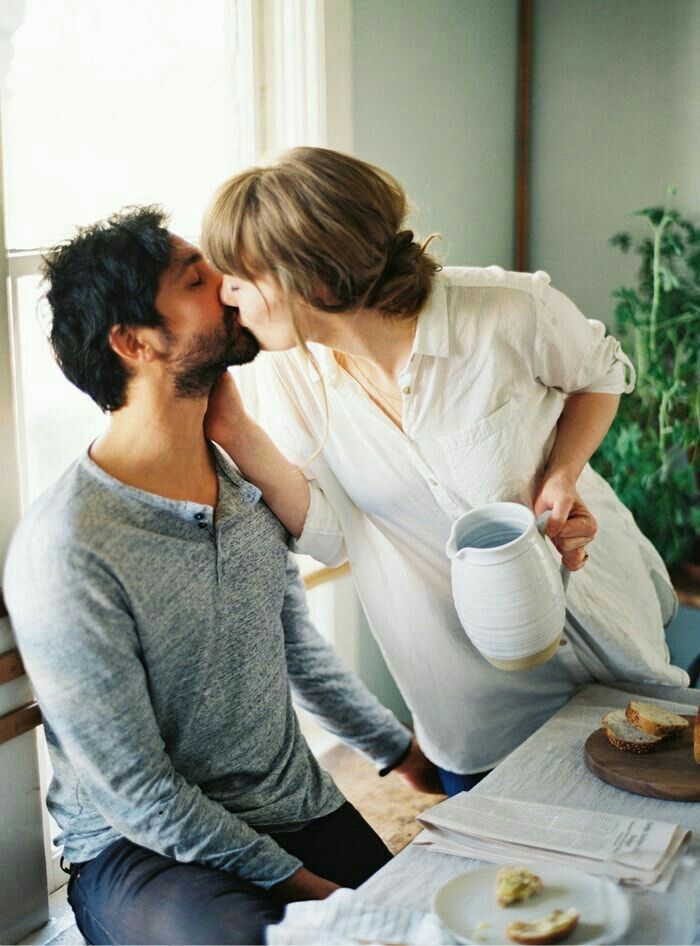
[0,590,42,746]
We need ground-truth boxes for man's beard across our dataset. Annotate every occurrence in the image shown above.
[169,308,260,399]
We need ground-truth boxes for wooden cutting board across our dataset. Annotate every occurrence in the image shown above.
[585,716,700,802]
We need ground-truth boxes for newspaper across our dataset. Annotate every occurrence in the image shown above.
[416,794,691,890]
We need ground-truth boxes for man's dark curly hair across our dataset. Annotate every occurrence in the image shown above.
[42,205,174,412]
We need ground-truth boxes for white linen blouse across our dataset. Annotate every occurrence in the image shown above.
[245,267,688,772]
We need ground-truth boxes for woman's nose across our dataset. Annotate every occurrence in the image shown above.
[219,279,233,306]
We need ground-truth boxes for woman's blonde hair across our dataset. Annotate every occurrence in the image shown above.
[202,146,441,320]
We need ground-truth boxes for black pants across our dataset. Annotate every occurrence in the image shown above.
[67,802,392,945]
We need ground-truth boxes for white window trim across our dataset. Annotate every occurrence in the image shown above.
[258,0,326,155]
[253,0,353,157]
[0,114,51,936]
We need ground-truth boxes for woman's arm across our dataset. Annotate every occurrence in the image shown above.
[528,275,632,571]
[205,372,311,537]
[534,391,620,569]
[544,391,620,485]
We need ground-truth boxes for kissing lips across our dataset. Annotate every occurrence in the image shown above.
[223,306,241,331]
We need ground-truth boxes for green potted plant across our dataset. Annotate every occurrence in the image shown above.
[591,193,700,573]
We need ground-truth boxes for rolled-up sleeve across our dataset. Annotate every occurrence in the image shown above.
[247,353,348,567]
[532,272,635,395]
[290,480,347,566]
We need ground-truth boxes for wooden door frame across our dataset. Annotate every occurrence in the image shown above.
[515,0,532,272]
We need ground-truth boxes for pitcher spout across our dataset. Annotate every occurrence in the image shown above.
[446,519,470,561]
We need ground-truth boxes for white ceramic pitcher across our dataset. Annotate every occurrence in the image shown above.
[445,502,570,671]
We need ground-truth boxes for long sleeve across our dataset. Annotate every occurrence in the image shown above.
[4,549,302,889]
[290,480,348,566]
[532,273,636,394]
[281,555,411,769]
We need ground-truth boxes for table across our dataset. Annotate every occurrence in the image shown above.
[358,683,700,944]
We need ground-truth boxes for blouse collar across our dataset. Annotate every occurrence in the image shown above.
[313,271,451,387]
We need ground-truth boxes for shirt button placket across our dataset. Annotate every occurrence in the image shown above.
[398,373,413,429]
[421,469,463,519]
[401,372,459,516]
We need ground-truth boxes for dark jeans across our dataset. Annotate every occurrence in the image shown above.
[66,802,391,946]
[437,766,491,796]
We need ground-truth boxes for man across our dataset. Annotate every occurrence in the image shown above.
[4,206,440,945]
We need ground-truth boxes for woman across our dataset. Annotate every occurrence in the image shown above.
[201,147,688,795]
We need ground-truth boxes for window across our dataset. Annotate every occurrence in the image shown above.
[2,0,265,896]
[1,1,354,907]
[3,0,259,504]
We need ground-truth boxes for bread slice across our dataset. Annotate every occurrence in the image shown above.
[602,709,664,752]
[625,701,689,737]
[506,908,579,945]
[694,707,700,766]
[495,866,543,906]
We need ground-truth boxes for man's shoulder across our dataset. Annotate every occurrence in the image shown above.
[15,455,106,533]
[5,456,120,587]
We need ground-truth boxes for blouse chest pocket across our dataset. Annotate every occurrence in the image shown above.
[439,399,537,507]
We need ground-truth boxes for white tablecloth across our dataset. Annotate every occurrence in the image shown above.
[358,683,700,945]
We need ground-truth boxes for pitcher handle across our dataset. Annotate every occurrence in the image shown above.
[535,511,571,593]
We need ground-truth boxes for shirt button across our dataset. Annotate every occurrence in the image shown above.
[194,512,205,521]
[428,478,438,487]
[402,385,412,395]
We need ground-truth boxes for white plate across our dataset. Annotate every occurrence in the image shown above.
[433,864,631,945]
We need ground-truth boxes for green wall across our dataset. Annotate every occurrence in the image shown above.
[349,0,699,714]
[351,0,519,720]
[530,0,700,325]
[352,0,519,268]
[530,0,700,678]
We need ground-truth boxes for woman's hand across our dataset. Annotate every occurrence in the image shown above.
[204,371,248,445]
[272,866,341,902]
[533,473,597,571]
[393,738,445,795]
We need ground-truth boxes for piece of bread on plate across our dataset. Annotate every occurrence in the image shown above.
[506,907,579,944]
[495,866,543,906]
[625,701,689,737]
[602,709,664,752]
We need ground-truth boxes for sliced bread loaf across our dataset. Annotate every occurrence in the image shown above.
[602,709,664,752]
[506,908,579,945]
[625,701,689,737]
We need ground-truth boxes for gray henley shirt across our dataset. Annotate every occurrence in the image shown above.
[4,446,410,888]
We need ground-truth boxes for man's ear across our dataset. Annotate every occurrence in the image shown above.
[108,324,161,364]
